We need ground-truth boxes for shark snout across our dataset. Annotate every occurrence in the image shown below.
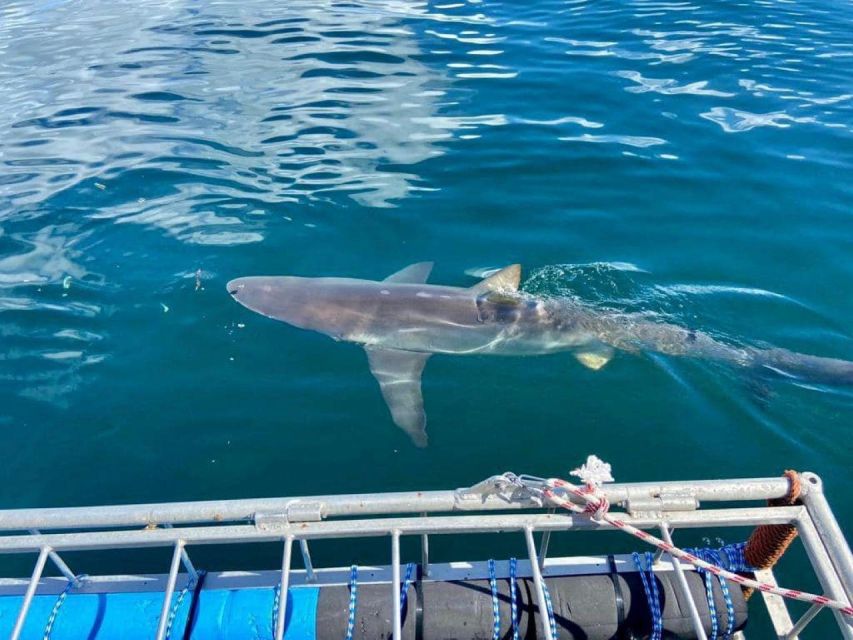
[227,278,245,297]
[226,276,305,323]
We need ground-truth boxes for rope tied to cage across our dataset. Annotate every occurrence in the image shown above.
[43,574,88,640]
[504,456,852,618]
[740,470,801,599]
[742,470,801,600]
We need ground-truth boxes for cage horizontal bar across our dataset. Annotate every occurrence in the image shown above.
[0,506,803,554]
[0,476,797,532]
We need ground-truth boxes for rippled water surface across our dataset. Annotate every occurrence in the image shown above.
[1,0,851,631]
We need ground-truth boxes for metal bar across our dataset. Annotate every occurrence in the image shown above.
[785,603,822,639]
[799,473,853,599]
[421,536,430,578]
[10,546,50,640]
[420,512,430,578]
[154,541,185,640]
[652,526,670,563]
[0,477,795,531]
[538,508,556,570]
[274,536,294,640]
[524,525,554,640]
[754,568,795,638]
[163,524,198,583]
[660,523,707,640]
[538,530,552,571]
[29,530,78,584]
[0,506,804,553]
[392,529,402,640]
[299,539,315,583]
[795,515,853,640]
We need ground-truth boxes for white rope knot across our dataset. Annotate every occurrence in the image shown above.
[570,455,614,488]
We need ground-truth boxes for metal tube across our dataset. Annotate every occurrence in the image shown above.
[652,527,670,563]
[524,525,555,640]
[29,531,78,585]
[392,530,402,640]
[10,546,50,640]
[538,508,556,571]
[163,524,199,583]
[299,539,315,582]
[660,524,707,640]
[795,515,853,640]
[0,477,795,531]
[799,473,853,599]
[155,542,185,640]
[785,603,822,639]
[421,535,430,578]
[753,568,795,637]
[274,536,294,640]
[0,506,803,553]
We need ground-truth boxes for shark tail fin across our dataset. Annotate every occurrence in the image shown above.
[751,348,853,386]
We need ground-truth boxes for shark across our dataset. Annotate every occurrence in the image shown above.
[227,262,853,446]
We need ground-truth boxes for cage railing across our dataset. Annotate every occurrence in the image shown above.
[0,471,849,640]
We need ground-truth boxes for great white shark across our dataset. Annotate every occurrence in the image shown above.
[228,263,853,446]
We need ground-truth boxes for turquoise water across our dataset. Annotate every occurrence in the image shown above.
[1,0,851,634]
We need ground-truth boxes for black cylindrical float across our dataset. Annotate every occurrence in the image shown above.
[316,569,748,639]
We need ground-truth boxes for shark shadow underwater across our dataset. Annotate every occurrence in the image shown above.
[228,263,853,447]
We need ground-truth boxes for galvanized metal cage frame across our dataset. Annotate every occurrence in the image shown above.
[0,471,850,640]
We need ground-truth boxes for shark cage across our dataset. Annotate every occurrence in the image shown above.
[0,460,850,640]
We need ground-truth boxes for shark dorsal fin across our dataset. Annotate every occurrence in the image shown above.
[470,264,521,294]
[384,262,434,284]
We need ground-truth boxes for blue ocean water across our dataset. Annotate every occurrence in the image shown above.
[0,0,851,634]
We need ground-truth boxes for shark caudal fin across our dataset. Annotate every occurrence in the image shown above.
[366,347,431,447]
[751,348,853,386]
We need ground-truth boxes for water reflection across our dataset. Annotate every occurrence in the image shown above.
[1,0,503,405]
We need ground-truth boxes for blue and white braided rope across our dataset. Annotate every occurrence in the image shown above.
[345,565,358,640]
[706,548,736,639]
[488,559,500,640]
[632,551,662,640]
[164,571,204,640]
[399,562,416,616]
[509,557,519,640]
[541,578,558,639]
[43,575,87,640]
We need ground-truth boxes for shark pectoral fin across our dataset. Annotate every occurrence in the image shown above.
[366,347,431,447]
[469,264,521,294]
[575,347,614,370]
[384,262,434,284]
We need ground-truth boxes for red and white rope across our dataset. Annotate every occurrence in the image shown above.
[539,477,853,618]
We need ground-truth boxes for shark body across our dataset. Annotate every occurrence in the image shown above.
[228,262,853,446]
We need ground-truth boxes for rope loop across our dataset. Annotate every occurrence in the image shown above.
[43,574,88,640]
[632,552,662,640]
[164,570,205,640]
[697,549,719,640]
